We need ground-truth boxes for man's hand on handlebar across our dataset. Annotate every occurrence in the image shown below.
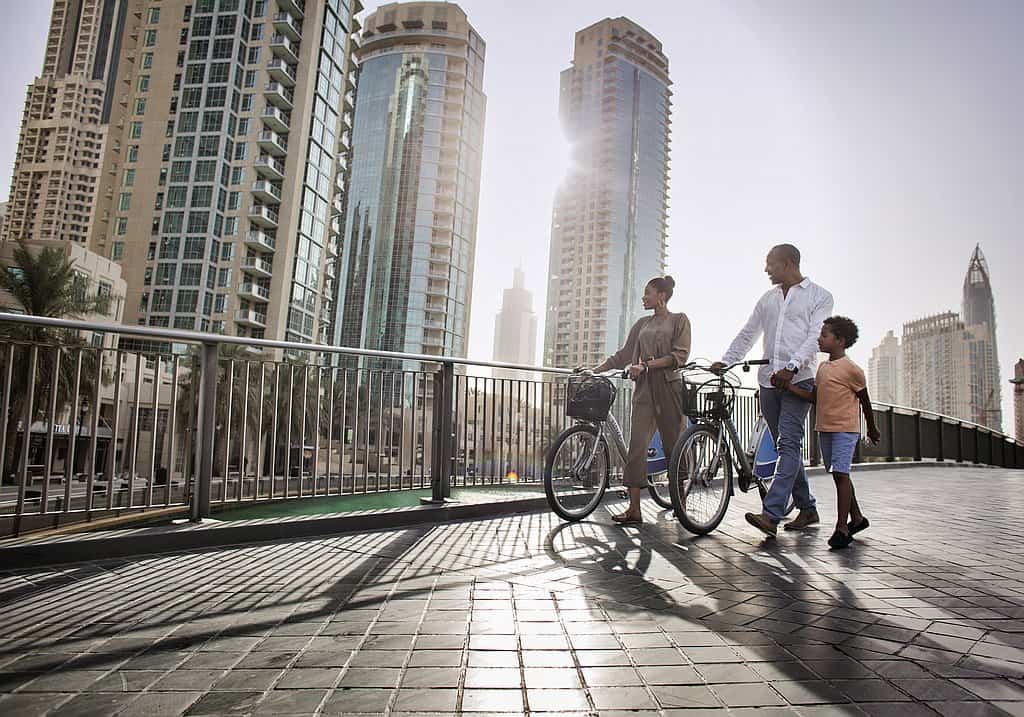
[709,361,727,376]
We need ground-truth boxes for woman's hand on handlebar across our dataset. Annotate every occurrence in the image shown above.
[626,364,645,380]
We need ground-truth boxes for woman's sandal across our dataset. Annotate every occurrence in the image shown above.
[848,516,870,536]
[612,512,643,525]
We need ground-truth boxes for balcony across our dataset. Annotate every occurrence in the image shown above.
[278,0,304,19]
[241,257,274,279]
[264,82,294,110]
[273,12,302,41]
[261,106,290,134]
[244,230,276,252]
[254,154,285,181]
[238,283,270,302]
[267,58,297,87]
[270,34,300,65]
[248,204,279,229]
[235,309,267,328]
[252,180,282,204]
[257,130,287,156]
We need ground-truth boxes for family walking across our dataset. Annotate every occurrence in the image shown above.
[594,243,880,549]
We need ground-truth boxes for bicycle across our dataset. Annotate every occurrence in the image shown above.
[668,359,795,535]
[543,369,677,521]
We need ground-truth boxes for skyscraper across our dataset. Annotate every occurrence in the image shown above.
[543,18,671,370]
[902,312,971,421]
[961,245,1002,430]
[1013,359,1024,443]
[492,267,538,379]
[334,2,486,363]
[86,0,361,343]
[868,330,903,405]
[1,0,129,246]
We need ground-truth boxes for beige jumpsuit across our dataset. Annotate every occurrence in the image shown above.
[597,313,692,488]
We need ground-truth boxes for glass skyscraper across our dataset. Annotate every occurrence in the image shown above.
[544,18,671,369]
[334,2,486,364]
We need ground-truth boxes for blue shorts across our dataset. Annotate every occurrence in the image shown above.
[818,431,860,474]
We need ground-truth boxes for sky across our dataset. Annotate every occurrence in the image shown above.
[0,0,1021,432]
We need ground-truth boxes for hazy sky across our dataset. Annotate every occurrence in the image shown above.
[1,1,1021,431]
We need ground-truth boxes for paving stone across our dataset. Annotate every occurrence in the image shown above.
[185,690,264,715]
[322,687,395,713]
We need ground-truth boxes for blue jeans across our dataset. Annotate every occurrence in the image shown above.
[760,380,816,523]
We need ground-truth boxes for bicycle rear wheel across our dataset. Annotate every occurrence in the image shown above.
[544,424,610,521]
[669,424,733,535]
[647,473,672,508]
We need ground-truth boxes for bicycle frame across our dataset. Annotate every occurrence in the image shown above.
[576,412,628,475]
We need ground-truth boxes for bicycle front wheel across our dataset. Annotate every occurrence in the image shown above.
[647,472,672,508]
[669,423,733,535]
[544,424,611,521]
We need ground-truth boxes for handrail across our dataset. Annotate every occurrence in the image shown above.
[0,312,572,376]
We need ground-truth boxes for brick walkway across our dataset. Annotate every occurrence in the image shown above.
[1,466,1023,716]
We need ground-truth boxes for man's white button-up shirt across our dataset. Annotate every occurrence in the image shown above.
[721,277,835,388]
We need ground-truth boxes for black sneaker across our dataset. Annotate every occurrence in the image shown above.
[828,530,853,550]
[848,516,870,536]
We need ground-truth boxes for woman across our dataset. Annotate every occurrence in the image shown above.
[593,276,691,524]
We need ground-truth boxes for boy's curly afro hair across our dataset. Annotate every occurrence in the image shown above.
[824,315,859,348]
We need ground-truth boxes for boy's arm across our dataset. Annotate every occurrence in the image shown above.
[786,383,816,403]
[856,388,881,443]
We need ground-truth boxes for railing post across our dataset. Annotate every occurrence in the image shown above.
[809,405,820,467]
[989,431,997,467]
[886,406,896,462]
[936,417,945,462]
[973,426,980,465]
[913,411,922,462]
[424,362,454,504]
[191,341,218,521]
[957,421,964,463]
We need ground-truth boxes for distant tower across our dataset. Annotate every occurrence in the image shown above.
[962,245,1002,430]
[492,266,538,380]
[868,330,903,405]
[901,312,971,421]
[1013,359,1024,443]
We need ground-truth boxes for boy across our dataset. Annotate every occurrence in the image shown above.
[782,316,880,549]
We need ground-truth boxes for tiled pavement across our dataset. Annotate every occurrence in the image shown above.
[1,466,1024,716]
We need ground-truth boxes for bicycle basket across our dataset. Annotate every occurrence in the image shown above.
[566,376,616,421]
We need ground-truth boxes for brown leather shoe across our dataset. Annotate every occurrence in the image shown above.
[745,512,777,538]
[784,509,820,531]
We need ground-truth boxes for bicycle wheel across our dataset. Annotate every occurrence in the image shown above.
[669,423,733,535]
[544,424,611,521]
[647,472,672,508]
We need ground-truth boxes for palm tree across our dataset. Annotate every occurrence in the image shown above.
[0,240,111,482]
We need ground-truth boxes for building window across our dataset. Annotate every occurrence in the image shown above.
[179,264,202,286]
[123,169,135,186]
[129,121,143,139]
[176,290,199,313]
[201,110,223,132]
[135,98,146,115]
[156,264,177,285]
[115,217,128,235]
[209,63,230,84]
[247,47,260,64]
[212,38,233,60]
[118,192,132,211]
[144,29,157,46]
[151,290,173,312]
[112,242,125,260]
[147,7,161,23]
[194,160,217,182]
[184,238,205,259]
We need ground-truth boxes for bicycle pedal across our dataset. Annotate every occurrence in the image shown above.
[737,475,752,493]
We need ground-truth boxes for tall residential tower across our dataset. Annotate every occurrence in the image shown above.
[544,18,671,369]
[868,330,904,406]
[86,0,361,343]
[334,2,486,363]
[2,0,129,245]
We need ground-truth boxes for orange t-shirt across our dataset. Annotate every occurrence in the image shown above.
[814,356,866,433]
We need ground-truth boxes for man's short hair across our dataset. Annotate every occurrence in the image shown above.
[823,315,859,348]
[771,243,801,266]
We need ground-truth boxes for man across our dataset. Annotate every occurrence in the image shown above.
[712,244,833,538]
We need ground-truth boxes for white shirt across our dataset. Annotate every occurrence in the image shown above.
[721,277,834,388]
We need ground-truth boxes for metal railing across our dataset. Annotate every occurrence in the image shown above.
[0,312,1021,537]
